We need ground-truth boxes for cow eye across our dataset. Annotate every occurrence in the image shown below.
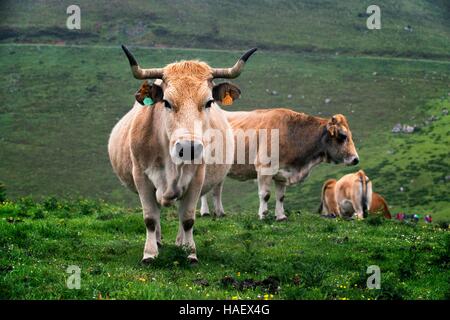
[337,132,348,142]
[205,100,214,109]
[163,100,172,110]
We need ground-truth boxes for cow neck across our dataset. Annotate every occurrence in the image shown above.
[152,105,170,151]
[289,117,327,167]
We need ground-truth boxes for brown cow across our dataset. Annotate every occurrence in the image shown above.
[319,170,372,220]
[200,109,359,220]
[109,45,257,262]
[370,192,392,219]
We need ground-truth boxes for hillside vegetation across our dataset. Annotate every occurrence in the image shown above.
[1,0,449,59]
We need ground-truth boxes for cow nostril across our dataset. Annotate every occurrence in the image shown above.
[352,158,359,165]
[175,140,203,161]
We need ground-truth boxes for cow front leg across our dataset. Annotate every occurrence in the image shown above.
[274,180,287,221]
[177,205,199,262]
[212,181,225,217]
[133,169,161,263]
[200,195,210,217]
[257,174,272,220]
[176,166,204,262]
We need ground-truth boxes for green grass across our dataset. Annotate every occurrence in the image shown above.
[1,0,449,59]
[1,197,449,300]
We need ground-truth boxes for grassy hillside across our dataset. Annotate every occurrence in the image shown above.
[1,44,449,220]
[1,197,449,299]
[1,0,449,59]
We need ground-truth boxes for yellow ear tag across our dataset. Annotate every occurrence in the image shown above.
[222,92,233,106]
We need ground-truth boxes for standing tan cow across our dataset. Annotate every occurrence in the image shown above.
[319,170,372,219]
[200,109,359,220]
[109,45,257,262]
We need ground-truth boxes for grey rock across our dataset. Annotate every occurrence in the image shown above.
[403,125,415,133]
[392,123,402,133]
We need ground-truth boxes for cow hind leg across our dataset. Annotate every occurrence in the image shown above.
[212,181,225,217]
[257,174,272,220]
[351,184,364,220]
[200,195,210,217]
[324,192,339,216]
[274,180,287,221]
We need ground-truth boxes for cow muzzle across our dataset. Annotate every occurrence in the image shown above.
[344,155,360,166]
[172,140,204,163]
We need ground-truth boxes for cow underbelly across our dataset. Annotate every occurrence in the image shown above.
[202,163,232,195]
[145,162,231,203]
[228,164,257,181]
[274,167,313,185]
[227,164,313,185]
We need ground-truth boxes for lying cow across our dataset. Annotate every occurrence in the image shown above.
[109,45,257,262]
[200,109,359,220]
[370,192,392,219]
[318,170,372,219]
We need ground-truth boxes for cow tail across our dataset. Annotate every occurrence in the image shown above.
[360,172,369,218]
[317,201,323,214]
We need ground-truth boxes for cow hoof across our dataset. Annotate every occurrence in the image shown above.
[141,256,156,265]
[200,212,211,217]
[215,211,226,218]
[187,254,198,264]
[258,211,269,220]
[157,241,162,248]
[276,215,288,222]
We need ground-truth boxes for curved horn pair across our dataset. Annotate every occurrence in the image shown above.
[121,45,257,80]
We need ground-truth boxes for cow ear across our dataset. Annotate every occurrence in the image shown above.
[326,118,338,137]
[213,82,241,106]
[331,116,338,124]
[135,80,163,105]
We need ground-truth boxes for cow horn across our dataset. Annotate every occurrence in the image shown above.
[212,48,258,79]
[121,45,164,79]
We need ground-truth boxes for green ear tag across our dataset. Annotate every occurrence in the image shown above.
[143,97,153,106]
